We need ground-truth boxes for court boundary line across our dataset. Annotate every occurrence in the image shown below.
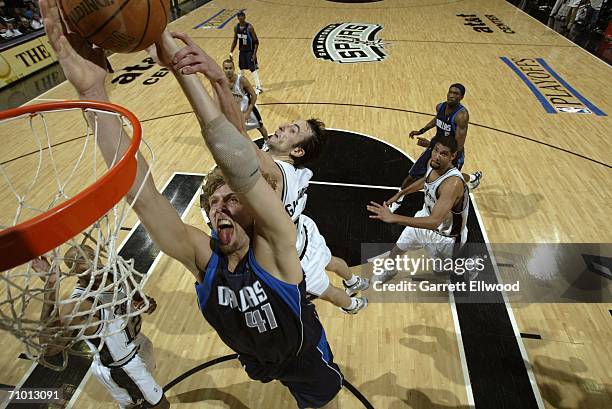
[309,180,399,190]
[185,34,577,49]
[449,292,476,409]
[261,103,612,169]
[469,196,546,409]
[10,104,608,169]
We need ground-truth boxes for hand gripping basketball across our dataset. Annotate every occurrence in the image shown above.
[57,0,171,53]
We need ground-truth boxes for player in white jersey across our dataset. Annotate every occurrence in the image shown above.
[367,136,469,283]
[179,39,369,313]
[32,245,168,409]
[274,159,369,312]
[222,59,268,138]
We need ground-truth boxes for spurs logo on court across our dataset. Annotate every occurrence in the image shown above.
[501,57,606,116]
[312,23,386,63]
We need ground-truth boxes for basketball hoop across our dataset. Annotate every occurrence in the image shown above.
[0,101,154,370]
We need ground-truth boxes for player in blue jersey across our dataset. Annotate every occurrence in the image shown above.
[230,11,263,94]
[389,84,482,212]
[41,1,342,406]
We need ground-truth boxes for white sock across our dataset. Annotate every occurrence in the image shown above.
[252,70,261,88]
[469,173,476,182]
[344,275,359,286]
[346,298,358,310]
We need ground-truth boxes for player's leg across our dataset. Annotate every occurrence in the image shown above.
[326,256,369,296]
[374,210,429,283]
[90,359,134,409]
[252,106,268,137]
[111,353,167,408]
[454,151,482,190]
[238,50,248,77]
[280,331,343,409]
[248,52,263,93]
[393,148,432,212]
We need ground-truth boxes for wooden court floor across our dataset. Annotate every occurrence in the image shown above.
[1,0,611,408]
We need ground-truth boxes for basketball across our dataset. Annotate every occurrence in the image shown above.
[58,0,171,53]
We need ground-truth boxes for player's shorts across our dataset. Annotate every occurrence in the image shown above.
[296,215,332,297]
[408,147,465,179]
[91,335,163,409]
[239,50,258,71]
[396,209,467,259]
[239,330,343,409]
[245,106,264,131]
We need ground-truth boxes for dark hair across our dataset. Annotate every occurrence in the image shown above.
[291,118,327,167]
[449,83,466,96]
[222,58,234,67]
[433,136,458,154]
[237,11,245,17]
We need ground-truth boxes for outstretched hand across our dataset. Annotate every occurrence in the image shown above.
[155,31,226,83]
[366,201,396,223]
[133,296,157,314]
[416,137,430,147]
[32,256,59,286]
[40,0,108,97]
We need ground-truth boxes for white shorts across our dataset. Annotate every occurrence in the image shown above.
[396,209,467,259]
[297,215,332,297]
[91,335,163,409]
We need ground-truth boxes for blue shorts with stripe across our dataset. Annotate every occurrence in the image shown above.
[239,50,258,72]
[238,331,343,409]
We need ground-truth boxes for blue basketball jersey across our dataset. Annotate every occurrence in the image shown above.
[195,240,323,366]
[236,23,254,51]
[434,102,465,139]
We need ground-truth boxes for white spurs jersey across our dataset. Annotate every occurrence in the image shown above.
[230,73,249,112]
[70,286,142,367]
[423,166,469,237]
[274,159,313,258]
[275,160,312,222]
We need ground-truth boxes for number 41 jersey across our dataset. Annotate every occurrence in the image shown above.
[195,244,323,366]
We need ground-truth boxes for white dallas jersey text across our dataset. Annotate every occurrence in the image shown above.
[71,286,142,366]
[423,166,469,237]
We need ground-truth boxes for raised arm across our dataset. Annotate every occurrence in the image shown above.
[167,32,281,185]
[158,32,300,283]
[408,104,440,141]
[368,177,463,230]
[387,176,425,204]
[41,0,211,279]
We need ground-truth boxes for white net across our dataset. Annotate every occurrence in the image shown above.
[0,103,154,370]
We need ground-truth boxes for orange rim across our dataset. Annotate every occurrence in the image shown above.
[0,101,142,271]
